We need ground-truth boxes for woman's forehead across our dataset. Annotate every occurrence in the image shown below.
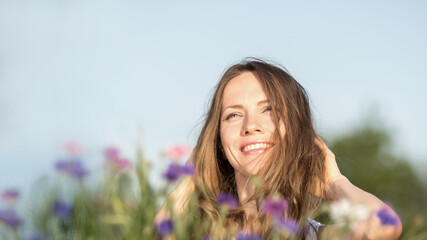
[222,72,268,107]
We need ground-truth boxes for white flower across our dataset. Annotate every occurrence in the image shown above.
[350,204,370,221]
[329,199,370,228]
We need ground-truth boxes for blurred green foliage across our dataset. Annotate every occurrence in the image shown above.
[329,123,427,238]
[1,119,425,239]
[25,150,160,240]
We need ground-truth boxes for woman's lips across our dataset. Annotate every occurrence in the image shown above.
[240,142,273,155]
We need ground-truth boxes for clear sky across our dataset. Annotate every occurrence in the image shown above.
[0,0,426,193]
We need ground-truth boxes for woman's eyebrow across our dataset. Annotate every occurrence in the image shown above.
[222,100,269,114]
[257,100,269,105]
[221,104,243,115]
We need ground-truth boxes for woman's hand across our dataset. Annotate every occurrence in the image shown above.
[312,138,345,199]
[315,139,346,200]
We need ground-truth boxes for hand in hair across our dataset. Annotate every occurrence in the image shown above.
[310,139,344,199]
[316,139,345,198]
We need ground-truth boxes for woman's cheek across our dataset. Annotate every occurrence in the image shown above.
[220,125,237,145]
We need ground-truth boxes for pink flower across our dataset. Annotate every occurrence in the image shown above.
[104,146,131,171]
[104,147,120,160]
[108,157,131,171]
[165,144,190,161]
[62,141,84,157]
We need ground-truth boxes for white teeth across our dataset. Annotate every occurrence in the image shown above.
[242,143,271,152]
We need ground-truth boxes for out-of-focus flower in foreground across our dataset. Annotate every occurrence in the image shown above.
[273,217,299,236]
[163,163,195,181]
[0,209,23,229]
[329,199,369,223]
[180,164,195,175]
[55,159,89,180]
[1,189,19,206]
[261,196,289,217]
[163,163,181,181]
[62,141,84,157]
[53,201,73,219]
[165,144,190,161]
[104,146,131,172]
[216,193,238,210]
[108,157,131,171]
[27,231,50,240]
[104,147,120,160]
[235,232,262,240]
[156,219,174,237]
[377,206,399,226]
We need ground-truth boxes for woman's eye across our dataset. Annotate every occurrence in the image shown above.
[263,106,272,113]
[225,113,239,120]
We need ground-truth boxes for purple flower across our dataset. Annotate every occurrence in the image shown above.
[235,232,262,240]
[1,189,19,206]
[55,159,89,179]
[216,193,238,209]
[163,163,195,181]
[53,201,73,219]
[274,217,299,235]
[377,206,399,226]
[163,163,181,181]
[181,164,195,175]
[156,219,174,237]
[0,209,23,229]
[27,231,50,240]
[261,197,289,217]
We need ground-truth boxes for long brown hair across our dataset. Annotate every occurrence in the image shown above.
[190,58,325,239]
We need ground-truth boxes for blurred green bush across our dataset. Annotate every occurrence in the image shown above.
[330,123,427,239]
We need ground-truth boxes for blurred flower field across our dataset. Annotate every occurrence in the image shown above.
[0,140,422,239]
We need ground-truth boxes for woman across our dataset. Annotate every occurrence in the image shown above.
[156,59,402,239]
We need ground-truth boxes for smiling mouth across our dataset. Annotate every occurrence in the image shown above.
[241,143,273,153]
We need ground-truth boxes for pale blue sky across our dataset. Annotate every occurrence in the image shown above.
[0,0,426,193]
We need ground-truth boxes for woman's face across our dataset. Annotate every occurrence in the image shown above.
[220,72,285,176]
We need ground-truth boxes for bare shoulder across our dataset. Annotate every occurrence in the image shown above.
[155,177,195,223]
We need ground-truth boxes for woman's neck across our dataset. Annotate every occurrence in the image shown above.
[235,172,258,217]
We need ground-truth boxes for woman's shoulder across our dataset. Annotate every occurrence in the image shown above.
[155,177,195,223]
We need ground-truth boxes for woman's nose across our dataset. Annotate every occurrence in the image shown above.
[242,114,262,135]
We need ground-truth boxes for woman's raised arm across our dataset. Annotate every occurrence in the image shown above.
[315,139,402,240]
